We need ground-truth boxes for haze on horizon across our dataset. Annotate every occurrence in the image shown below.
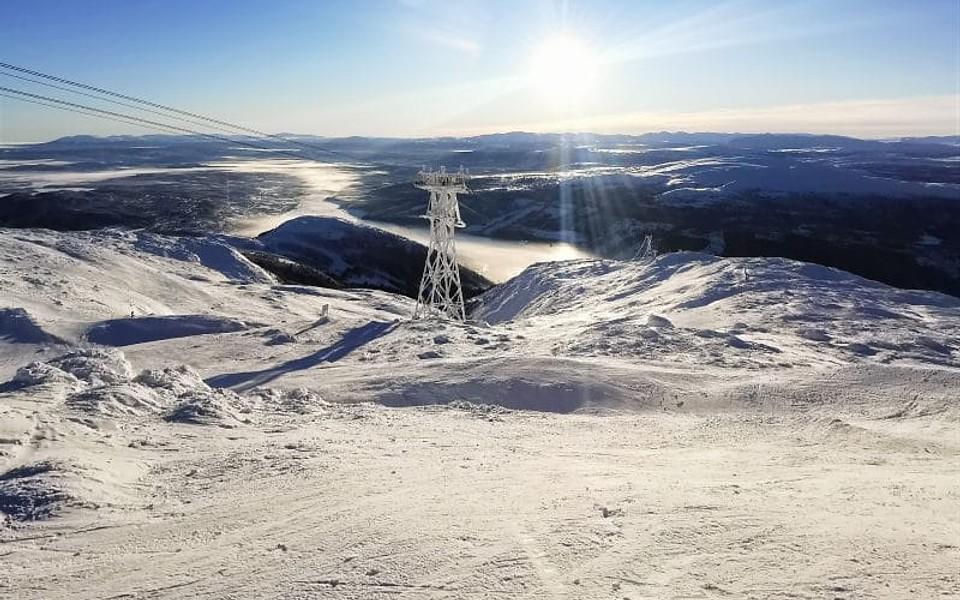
[1,0,958,144]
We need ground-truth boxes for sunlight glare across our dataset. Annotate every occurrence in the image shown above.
[527,34,600,107]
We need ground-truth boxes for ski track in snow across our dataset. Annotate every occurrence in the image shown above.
[0,227,958,599]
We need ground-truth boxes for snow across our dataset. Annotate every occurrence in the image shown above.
[1,227,959,598]
[629,155,960,201]
[474,253,959,368]
[85,315,252,347]
[0,308,62,344]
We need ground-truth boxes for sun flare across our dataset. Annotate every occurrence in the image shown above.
[528,34,600,106]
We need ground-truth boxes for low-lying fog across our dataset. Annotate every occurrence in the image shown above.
[1,156,592,282]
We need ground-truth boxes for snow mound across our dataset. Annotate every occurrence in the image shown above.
[474,253,960,368]
[11,361,80,388]
[122,365,253,426]
[374,357,673,413]
[47,348,134,386]
[165,388,248,427]
[646,314,674,328]
[134,365,208,396]
[85,314,251,346]
[0,307,61,344]
[254,387,326,414]
[65,363,241,422]
[65,383,164,418]
[6,350,252,424]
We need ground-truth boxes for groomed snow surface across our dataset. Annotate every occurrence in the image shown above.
[1,227,958,599]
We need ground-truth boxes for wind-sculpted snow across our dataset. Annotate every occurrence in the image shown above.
[65,383,167,419]
[47,348,134,386]
[10,361,80,389]
[6,350,247,425]
[164,388,248,427]
[474,253,960,368]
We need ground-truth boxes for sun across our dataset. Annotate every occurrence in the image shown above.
[527,34,600,106]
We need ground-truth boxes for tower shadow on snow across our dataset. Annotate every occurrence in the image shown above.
[205,320,397,392]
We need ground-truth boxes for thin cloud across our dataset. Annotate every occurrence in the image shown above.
[409,26,483,56]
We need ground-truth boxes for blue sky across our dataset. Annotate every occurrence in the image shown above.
[1,0,957,142]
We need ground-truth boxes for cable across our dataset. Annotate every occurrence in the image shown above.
[0,86,310,160]
[0,61,337,156]
[0,70,261,140]
[0,91,191,134]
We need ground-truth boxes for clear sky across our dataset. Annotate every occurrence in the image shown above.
[1,0,958,142]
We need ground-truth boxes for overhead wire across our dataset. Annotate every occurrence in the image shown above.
[0,86,312,160]
[0,61,338,156]
[0,70,263,140]
[0,90,191,133]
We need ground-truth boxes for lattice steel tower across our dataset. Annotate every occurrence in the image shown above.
[413,166,468,320]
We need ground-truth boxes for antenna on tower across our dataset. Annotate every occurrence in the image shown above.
[413,165,469,320]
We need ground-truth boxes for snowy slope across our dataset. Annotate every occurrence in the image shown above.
[474,253,960,368]
[0,227,411,375]
[1,228,959,599]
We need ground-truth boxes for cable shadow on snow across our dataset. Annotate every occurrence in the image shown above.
[205,320,397,392]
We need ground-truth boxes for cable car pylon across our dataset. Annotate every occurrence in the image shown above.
[413,166,468,320]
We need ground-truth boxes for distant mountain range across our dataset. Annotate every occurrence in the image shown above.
[1,131,957,298]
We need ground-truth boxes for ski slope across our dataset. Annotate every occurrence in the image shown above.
[1,227,958,599]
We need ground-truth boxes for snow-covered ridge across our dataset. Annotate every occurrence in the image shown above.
[474,253,960,368]
[246,216,492,298]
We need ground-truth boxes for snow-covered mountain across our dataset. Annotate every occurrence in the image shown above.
[233,216,492,299]
[1,222,959,597]
[475,253,960,369]
[3,132,958,298]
